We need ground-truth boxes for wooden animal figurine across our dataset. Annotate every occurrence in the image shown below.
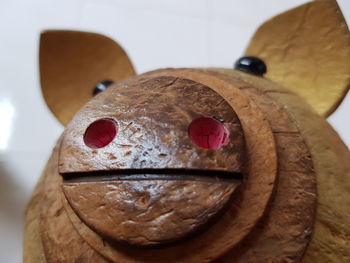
[24,0,350,262]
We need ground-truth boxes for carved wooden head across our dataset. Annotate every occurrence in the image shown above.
[59,75,246,247]
[25,1,350,262]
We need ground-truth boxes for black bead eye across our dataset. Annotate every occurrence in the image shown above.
[234,56,267,76]
[93,80,114,96]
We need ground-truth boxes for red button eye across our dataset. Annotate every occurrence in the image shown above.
[83,118,118,149]
[188,116,230,149]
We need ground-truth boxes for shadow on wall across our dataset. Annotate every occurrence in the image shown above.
[0,162,28,223]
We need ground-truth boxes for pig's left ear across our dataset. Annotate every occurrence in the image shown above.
[246,0,350,117]
[40,30,136,125]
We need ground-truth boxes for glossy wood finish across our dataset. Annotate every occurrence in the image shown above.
[23,1,350,262]
[208,68,350,263]
[246,0,350,117]
[147,68,317,263]
[59,77,245,174]
[59,76,246,246]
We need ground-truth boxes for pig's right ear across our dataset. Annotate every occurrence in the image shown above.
[245,0,350,117]
[40,30,136,125]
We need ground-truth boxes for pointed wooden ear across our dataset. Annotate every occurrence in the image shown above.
[245,0,350,117]
[40,30,136,125]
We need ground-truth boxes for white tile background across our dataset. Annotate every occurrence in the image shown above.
[0,0,349,262]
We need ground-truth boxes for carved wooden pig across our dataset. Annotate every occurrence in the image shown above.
[24,0,350,262]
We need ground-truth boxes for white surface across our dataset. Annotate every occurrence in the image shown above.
[0,0,349,262]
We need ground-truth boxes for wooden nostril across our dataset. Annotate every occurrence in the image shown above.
[188,116,230,149]
[83,118,118,149]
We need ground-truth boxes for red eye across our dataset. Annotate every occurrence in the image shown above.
[83,118,118,149]
[188,116,230,149]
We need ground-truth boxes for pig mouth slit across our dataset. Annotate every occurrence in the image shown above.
[61,169,243,183]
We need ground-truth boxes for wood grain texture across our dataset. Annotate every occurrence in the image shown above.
[59,76,245,174]
[26,2,350,259]
[246,0,350,117]
[24,139,109,262]
[146,68,317,263]
[212,68,350,263]
[58,73,278,262]
[39,141,109,263]
[62,180,238,246]
[58,76,245,246]
[40,30,136,125]
[23,175,46,263]
[24,69,343,262]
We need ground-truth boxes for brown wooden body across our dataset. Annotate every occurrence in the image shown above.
[24,69,350,263]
